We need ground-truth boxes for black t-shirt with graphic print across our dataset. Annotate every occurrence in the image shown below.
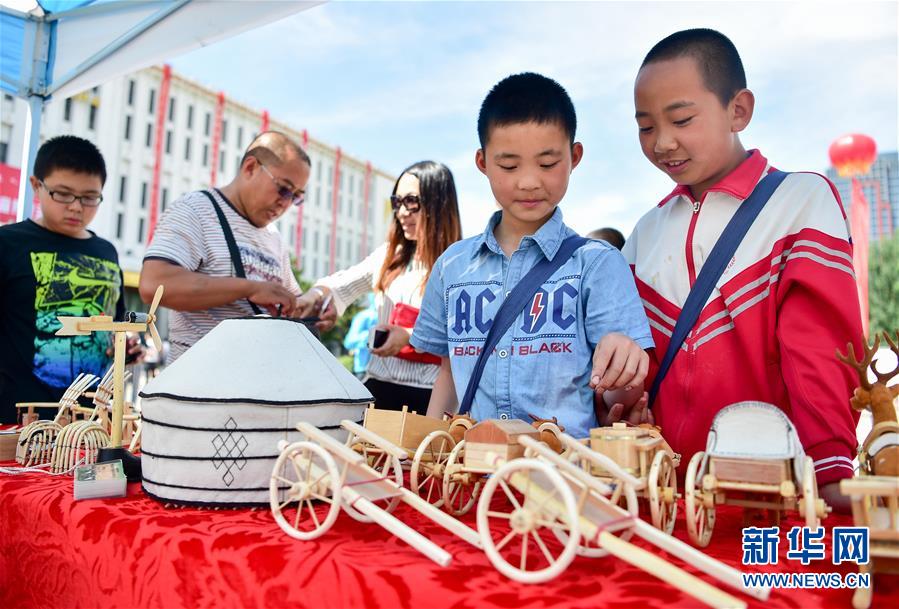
[0,219,125,423]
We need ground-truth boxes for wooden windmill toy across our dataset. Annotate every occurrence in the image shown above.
[55,285,164,476]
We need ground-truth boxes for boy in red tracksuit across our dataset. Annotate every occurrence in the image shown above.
[603,28,862,511]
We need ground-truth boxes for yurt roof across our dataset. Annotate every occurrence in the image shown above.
[140,318,373,405]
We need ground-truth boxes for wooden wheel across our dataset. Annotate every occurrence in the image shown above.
[442,440,482,515]
[410,430,455,508]
[648,450,678,534]
[801,456,822,529]
[685,451,715,547]
[342,447,403,523]
[476,458,579,583]
[270,441,341,540]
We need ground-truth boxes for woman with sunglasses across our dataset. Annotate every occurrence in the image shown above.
[296,161,461,413]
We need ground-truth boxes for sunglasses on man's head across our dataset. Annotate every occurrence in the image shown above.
[390,194,421,213]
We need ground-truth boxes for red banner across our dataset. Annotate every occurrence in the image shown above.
[209,92,226,187]
[147,64,172,243]
[0,163,21,225]
[850,177,870,336]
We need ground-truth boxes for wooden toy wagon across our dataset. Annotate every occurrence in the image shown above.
[684,401,830,547]
[575,422,680,533]
[270,419,482,565]
[342,405,478,510]
[840,476,899,609]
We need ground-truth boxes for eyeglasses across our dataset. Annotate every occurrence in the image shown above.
[259,163,305,207]
[390,194,421,213]
[39,181,103,207]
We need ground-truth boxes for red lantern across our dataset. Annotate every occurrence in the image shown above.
[828,134,877,177]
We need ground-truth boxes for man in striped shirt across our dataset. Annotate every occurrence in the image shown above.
[140,132,315,361]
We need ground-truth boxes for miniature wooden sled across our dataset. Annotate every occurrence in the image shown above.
[15,373,99,466]
[270,420,482,566]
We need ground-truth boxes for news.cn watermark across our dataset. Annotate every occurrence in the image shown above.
[741,526,871,590]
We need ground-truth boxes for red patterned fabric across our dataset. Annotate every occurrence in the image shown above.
[1,465,895,609]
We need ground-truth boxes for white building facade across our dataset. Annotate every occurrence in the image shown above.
[0,65,395,284]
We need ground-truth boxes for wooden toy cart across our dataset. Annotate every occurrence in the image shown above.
[576,422,680,533]
[472,429,768,606]
[684,402,830,547]
[343,405,475,510]
[840,476,899,609]
[270,420,482,566]
[437,418,567,516]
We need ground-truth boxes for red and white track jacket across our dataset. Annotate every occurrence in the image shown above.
[623,150,863,486]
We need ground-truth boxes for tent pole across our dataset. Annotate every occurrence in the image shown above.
[16,95,43,222]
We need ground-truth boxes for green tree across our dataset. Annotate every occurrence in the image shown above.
[869,231,899,337]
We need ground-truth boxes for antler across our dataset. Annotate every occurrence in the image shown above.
[872,330,899,384]
[836,335,881,390]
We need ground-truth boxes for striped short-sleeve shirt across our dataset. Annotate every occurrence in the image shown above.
[143,189,301,361]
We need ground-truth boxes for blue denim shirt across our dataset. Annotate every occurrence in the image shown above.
[411,208,653,439]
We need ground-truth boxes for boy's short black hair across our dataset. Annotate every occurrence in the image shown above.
[587,227,626,251]
[477,72,577,148]
[33,135,107,185]
[641,28,746,107]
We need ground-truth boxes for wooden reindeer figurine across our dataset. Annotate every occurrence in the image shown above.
[836,331,899,477]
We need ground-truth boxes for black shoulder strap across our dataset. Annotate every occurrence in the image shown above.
[648,170,789,407]
[201,189,263,315]
[457,235,588,415]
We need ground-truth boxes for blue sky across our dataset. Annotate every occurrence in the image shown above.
[172,1,898,238]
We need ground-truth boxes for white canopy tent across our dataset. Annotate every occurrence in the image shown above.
[0,0,320,220]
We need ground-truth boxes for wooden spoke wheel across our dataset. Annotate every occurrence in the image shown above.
[801,456,823,529]
[411,430,456,508]
[685,451,715,547]
[342,447,404,523]
[442,440,482,516]
[648,450,678,535]
[270,441,341,540]
[476,458,580,583]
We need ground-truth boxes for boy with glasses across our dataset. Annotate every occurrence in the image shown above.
[140,131,319,361]
[0,135,128,423]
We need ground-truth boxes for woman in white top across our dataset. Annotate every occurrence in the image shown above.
[295,161,461,412]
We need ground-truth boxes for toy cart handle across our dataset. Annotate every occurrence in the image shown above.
[341,419,408,461]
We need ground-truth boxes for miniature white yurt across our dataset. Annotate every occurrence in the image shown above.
[139,318,372,506]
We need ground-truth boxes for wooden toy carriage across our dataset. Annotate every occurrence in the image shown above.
[343,404,476,512]
[270,419,769,608]
[684,401,830,547]
[575,422,681,533]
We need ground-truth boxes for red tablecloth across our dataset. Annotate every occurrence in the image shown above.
[0,465,896,609]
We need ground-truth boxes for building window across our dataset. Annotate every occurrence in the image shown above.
[219,150,225,172]
[202,144,209,167]
[148,89,156,113]
[119,176,127,202]
[168,97,175,122]
[161,188,169,212]
[204,112,211,136]
[237,126,243,149]
[184,138,191,161]
[165,130,172,154]
[316,160,322,181]
[221,119,228,143]
[314,230,319,251]
[63,98,72,121]
[127,80,135,106]
[115,212,124,239]
[88,105,97,130]
[145,123,153,148]
[137,217,145,244]
[0,142,7,164]
[315,187,321,207]
[187,105,194,129]
[140,182,148,209]
[124,115,132,141]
